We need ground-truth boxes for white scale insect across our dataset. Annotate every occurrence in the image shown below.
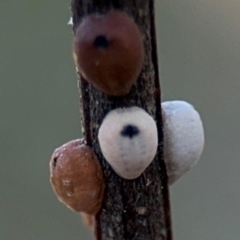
[98,107,158,180]
[98,101,204,183]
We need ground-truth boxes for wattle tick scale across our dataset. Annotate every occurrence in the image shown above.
[73,10,144,96]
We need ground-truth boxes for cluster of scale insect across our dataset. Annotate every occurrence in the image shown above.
[49,10,204,216]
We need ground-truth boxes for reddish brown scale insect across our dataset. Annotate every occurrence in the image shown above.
[73,10,144,96]
[49,139,105,215]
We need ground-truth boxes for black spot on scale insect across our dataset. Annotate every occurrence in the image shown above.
[121,124,140,139]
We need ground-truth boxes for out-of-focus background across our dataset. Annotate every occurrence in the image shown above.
[1,1,239,239]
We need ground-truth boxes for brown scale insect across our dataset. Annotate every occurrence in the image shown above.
[49,139,105,215]
[73,10,144,96]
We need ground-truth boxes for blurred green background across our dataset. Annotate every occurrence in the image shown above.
[1,1,240,239]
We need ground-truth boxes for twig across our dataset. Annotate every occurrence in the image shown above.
[71,1,173,239]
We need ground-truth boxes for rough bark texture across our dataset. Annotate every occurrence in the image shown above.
[70,1,172,239]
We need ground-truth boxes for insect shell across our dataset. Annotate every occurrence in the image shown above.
[162,101,204,185]
[98,107,158,179]
[73,10,144,96]
[49,139,105,215]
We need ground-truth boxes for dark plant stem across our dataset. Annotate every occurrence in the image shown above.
[70,1,173,239]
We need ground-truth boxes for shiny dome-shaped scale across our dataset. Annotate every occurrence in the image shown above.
[98,107,158,179]
[73,10,144,96]
[49,139,105,215]
[162,101,205,185]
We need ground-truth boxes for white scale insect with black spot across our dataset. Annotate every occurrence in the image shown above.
[98,107,158,180]
[98,101,204,183]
